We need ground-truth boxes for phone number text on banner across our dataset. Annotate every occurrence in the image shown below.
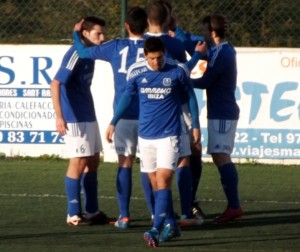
[0,130,64,144]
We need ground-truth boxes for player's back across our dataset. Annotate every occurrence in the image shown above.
[90,38,145,119]
[144,33,187,63]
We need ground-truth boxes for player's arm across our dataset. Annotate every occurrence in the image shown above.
[186,40,208,71]
[187,84,200,144]
[50,79,67,135]
[72,31,92,58]
[184,76,200,144]
[72,20,100,59]
[191,52,222,90]
[185,45,202,71]
[73,26,113,61]
[174,27,204,56]
[105,92,133,143]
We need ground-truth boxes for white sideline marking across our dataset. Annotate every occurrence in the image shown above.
[0,193,299,205]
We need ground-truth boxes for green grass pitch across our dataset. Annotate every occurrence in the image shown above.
[0,158,300,251]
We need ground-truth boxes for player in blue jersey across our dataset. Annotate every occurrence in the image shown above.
[50,16,114,226]
[191,14,243,224]
[72,7,153,228]
[105,36,200,248]
[145,0,205,227]
[161,0,207,224]
[144,1,187,62]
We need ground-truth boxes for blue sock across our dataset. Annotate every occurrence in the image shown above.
[218,163,240,209]
[81,171,99,214]
[164,190,177,227]
[141,172,155,216]
[176,166,192,217]
[65,176,81,216]
[190,155,202,204]
[153,189,171,231]
[116,167,132,218]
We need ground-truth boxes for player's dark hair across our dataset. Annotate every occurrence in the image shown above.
[146,0,168,26]
[154,0,172,12]
[81,16,106,33]
[144,36,165,55]
[202,14,227,39]
[126,6,148,35]
[154,0,175,31]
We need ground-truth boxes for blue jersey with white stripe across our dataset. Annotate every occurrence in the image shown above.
[54,46,96,122]
[79,38,145,119]
[192,41,239,120]
[126,58,191,139]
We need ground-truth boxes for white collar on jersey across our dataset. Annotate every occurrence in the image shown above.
[128,37,144,41]
[145,32,169,37]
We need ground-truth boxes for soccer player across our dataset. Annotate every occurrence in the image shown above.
[160,0,207,222]
[72,7,152,228]
[145,0,205,227]
[50,16,114,225]
[191,14,243,224]
[105,36,200,248]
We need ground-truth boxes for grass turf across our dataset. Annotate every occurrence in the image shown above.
[0,159,300,251]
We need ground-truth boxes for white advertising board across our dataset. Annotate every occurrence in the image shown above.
[0,45,299,163]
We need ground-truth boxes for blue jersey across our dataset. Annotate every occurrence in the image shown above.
[191,41,240,120]
[144,32,187,63]
[174,27,204,56]
[125,58,192,139]
[54,46,96,122]
[73,32,144,119]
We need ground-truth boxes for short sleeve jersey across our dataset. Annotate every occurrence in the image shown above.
[126,58,191,139]
[87,38,145,119]
[54,46,96,122]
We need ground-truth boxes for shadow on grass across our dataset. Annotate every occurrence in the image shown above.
[160,208,300,249]
[181,207,300,231]
[0,226,144,241]
[162,233,300,249]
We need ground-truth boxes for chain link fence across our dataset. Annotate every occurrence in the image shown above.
[0,0,299,47]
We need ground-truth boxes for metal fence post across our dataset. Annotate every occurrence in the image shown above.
[121,0,127,38]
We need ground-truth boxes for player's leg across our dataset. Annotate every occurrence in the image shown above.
[114,155,133,228]
[144,136,180,247]
[190,142,206,219]
[176,115,193,219]
[113,119,137,228]
[140,171,155,221]
[177,114,203,226]
[207,119,243,224]
[65,157,91,226]
[81,153,99,217]
[176,156,193,220]
[78,121,114,224]
[64,122,90,226]
[81,155,115,225]
[79,122,101,217]
[139,137,160,247]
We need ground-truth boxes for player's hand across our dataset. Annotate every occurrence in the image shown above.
[56,117,68,136]
[195,41,207,56]
[74,19,84,32]
[192,128,200,144]
[105,124,115,143]
[168,30,175,38]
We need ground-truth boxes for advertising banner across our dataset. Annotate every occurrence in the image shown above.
[0,45,299,163]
